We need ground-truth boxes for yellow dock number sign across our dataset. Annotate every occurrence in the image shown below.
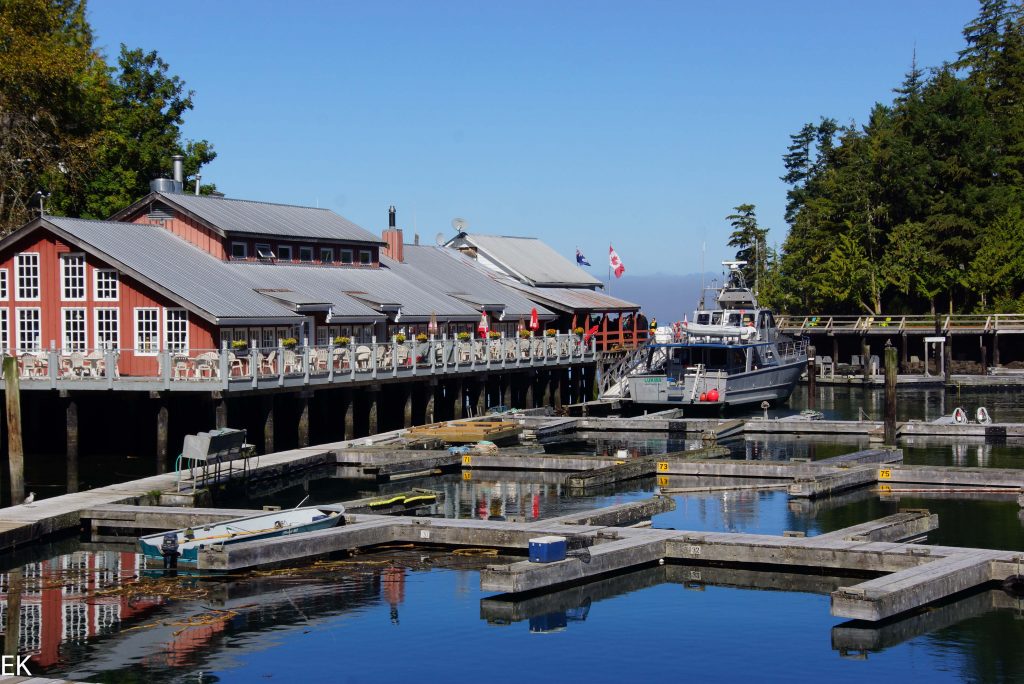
[462,455,472,466]
[657,461,670,472]
[879,469,892,480]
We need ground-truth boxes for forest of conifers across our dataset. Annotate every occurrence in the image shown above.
[738,0,1024,316]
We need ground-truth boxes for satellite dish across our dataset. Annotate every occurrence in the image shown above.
[435,232,446,246]
[451,217,468,232]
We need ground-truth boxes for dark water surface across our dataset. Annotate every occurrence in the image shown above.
[6,385,1024,682]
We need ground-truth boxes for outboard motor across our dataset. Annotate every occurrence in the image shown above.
[953,407,968,424]
[160,532,180,569]
[977,407,992,425]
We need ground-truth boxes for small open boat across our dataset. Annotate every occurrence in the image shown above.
[138,505,345,563]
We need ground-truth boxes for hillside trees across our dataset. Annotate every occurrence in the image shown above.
[0,0,214,233]
[773,0,1024,314]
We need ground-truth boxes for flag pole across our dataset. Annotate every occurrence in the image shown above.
[607,244,611,294]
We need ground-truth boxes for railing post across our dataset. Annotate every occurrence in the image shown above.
[430,335,436,375]
[250,347,258,389]
[500,332,506,369]
[371,336,378,380]
[106,350,115,389]
[303,345,310,385]
[392,340,399,378]
[328,343,335,382]
[350,341,356,380]
[220,341,229,390]
[48,343,57,389]
[278,343,285,387]
[443,334,450,373]
[161,349,171,390]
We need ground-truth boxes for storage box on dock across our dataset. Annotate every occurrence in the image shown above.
[529,535,567,563]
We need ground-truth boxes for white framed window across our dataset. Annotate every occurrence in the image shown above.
[15,253,40,300]
[134,308,159,354]
[260,327,275,350]
[278,245,293,261]
[164,308,188,353]
[359,250,372,265]
[299,246,313,262]
[340,249,353,264]
[319,247,333,263]
[256,243,275,260]
[230,241,247,259]
[95,308,119,350]
[219,329,232,349]
[94,269,119,300]
[0,268,8,300]
[16,307,41,352]
[60,253,86,300]
[0,309,8,353]
[61,308,87,351]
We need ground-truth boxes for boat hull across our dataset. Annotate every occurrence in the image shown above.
[628,359,804,408]
[139,507,344,564]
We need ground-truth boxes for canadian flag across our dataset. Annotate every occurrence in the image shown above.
[609,245,625,278]
[477,311,489,338]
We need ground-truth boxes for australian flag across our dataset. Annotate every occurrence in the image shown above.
[576,249,591,267]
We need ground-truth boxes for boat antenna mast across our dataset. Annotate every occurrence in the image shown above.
[721,260,748,290]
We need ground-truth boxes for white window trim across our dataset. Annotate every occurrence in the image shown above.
[164,308,189,353]
[319,247,334,263]
[230,241,248,259]
[255,243,275,260]
[358,250,372,265]
[0,268,8,301]
[60,307,88,352]
[0,308,8,354]
[278,245,293,261]
[94,307,120,351]
[298,246,314,262]
[15,252,40,302]
[133,307,160,356]
[15,307,41,352]
[93,269,120,302]
[340,249,354,264]
[60,252,87,302]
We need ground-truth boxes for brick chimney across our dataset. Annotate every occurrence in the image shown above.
[382,205,404,262]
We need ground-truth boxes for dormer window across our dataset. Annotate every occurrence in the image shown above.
[299,246,314,262]
[278,245,292,261]
[256,243,275,261]
[358,250,372,265]
[340,249,353,265]
[230,241,247,259]
[320,248,334,264]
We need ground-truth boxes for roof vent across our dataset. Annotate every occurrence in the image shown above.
[149,178,180,194]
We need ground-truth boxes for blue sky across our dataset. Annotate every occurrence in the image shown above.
[88,0,978,277]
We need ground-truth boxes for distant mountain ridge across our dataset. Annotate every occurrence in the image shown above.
[599,272,717,324]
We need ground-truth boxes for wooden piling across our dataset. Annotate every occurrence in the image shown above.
[367,389,379,434]
[4,356,25,506]
[454,380,464,419]
[263,395,275,453]
[403,387,413,428]
[807,345,816,411]
[862,337,870,384]
[342,391,354,440]
[884,345,897,445]
[155,399,168,476]
[424,384,436,424]
[297,393,310,448]
[214,395,227,429]
[3,568,21,656]
[524,374,535,409]
[944,335,953,383]
[66,398,80,491]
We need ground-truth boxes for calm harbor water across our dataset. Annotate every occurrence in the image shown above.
[5,385,1024,682]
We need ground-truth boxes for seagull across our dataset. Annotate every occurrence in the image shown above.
[23,492,35,505]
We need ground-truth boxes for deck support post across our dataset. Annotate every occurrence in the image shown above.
[553,371,563,411]
[342,391,354,440]
[542,371,552,407]
[979,335,987,374]
[454,380,464,419]
[263,395,275,454]
[403,387,413,428]
[806,345,816,412]
[214,395,227,429]
[297,392,310,448]
[424,382,436,424]
[832,336,839,371]
[944,335,952,383]
[884,343,897,445]
[994,333,1000,367]
[155,398,168,476]
[502,375,512,409]
[368,388,379,435]
[4,356,25,506]
[66,397,80,490]
[475,379,486,417]
[524,372,535,409]
[861,337,870,384]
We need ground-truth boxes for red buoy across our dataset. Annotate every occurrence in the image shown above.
[699,392,708,402]
[707,388,720,402]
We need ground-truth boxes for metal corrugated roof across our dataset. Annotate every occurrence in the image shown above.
[153,192,384,243]
[227,260,483,322]
[45,217,301,322]
[501,278,640,312]
[396,246,555,318]
[457,233,602,287]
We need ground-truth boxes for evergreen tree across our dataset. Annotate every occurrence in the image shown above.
[725,204,769,292]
